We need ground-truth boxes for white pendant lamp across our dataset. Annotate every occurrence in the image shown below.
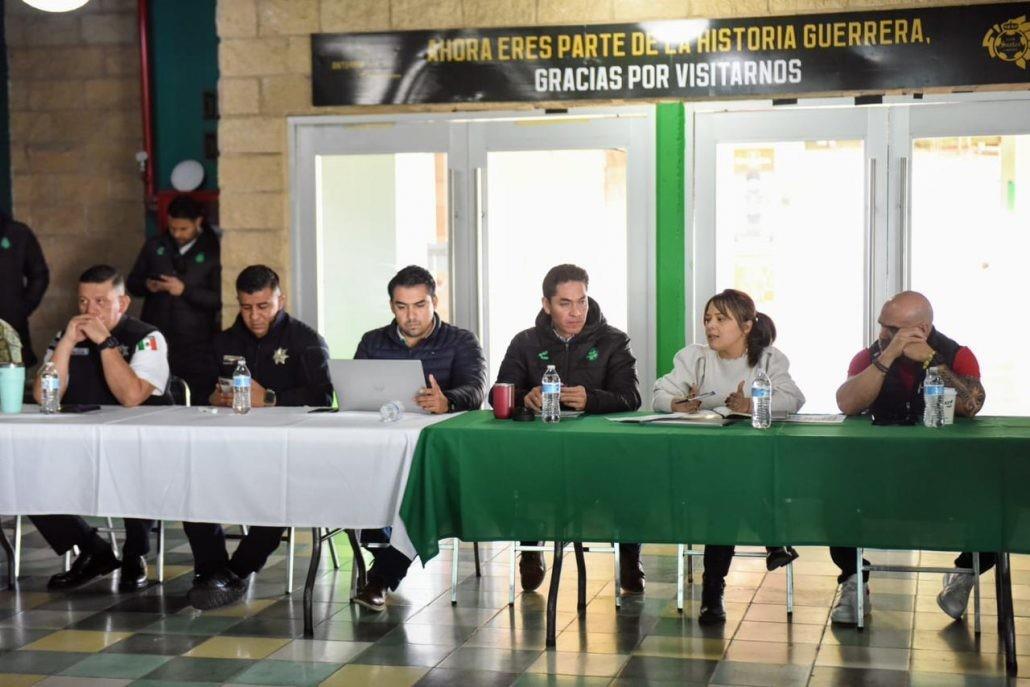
[21,0,91,11]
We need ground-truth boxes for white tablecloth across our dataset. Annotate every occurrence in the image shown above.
[0,406,452,560]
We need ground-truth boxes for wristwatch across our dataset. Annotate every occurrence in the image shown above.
[98,336,120,351]
[264,388,277,407]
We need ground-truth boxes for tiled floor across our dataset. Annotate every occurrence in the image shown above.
[1,521,1029,686]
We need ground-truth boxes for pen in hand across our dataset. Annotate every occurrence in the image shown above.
[681,391,716,402]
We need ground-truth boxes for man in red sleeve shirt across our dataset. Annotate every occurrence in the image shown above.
[829,291,986,626]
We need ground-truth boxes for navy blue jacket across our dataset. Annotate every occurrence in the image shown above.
[354,316,486,411]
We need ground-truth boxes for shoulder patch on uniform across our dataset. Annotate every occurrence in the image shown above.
[538,350,550,361]
[137,335,159,351]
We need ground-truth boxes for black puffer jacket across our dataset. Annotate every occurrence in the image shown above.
[495,298,641,414]
[0,215,49,366]
[126,229,221,346]
[354,315,487,411]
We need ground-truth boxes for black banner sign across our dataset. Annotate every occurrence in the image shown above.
[311,4,1030,106]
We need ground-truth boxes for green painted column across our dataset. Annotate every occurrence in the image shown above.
[655,103,686,376]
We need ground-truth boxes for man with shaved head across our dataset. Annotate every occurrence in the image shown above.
[829,291,986,625]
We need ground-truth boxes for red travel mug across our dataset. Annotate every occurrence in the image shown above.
[491,383,515,419]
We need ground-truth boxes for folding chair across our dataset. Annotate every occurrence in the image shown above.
[676,544,795,615]
[509,540,624,609]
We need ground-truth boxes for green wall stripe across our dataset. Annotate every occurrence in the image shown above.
[655,103,685,376]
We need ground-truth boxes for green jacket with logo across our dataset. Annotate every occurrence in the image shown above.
[495,298,641,414]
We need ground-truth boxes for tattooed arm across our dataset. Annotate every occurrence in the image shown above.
[937,365,986,417]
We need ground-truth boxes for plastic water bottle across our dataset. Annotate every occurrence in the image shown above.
[751,369,773,429]
[39,361,60,414]
[541,365,561,424]
[923,366,945,428]
[380,400,404,423]
[232,358,251,415]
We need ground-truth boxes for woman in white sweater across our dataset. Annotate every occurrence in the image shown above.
[652,288,805,626]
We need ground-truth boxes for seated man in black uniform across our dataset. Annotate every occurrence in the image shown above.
[496,264,643,595]
[184,265,332,610]
[351,265,486,612]
[30,264,170,592]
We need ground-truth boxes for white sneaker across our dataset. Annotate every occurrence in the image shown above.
[937,572,975,620]
[830,574,872,625]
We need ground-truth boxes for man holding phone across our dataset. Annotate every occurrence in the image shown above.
[494,264,643,595]
[30,265,169,593]
[127,195,220,402]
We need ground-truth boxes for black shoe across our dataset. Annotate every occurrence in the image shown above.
[187,568,248,610]
[118,555,148,592]
[620,555,646,595]
[352,579,388,612]
[47,546,120,590]
[520,551,546,592]
[766,546,799,572]
[698,578,726,626]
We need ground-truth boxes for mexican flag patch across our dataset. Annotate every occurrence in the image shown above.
[137,335,159,351]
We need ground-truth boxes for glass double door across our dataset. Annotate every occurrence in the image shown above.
[292,110,655,399]
[694,97,1030,415]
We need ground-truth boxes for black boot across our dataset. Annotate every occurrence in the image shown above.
[187,568,248,610]
[765,546,799,571]
[620,550,645,595]
[698,576,726,626]
[47,546,120,591]
[520,551,546,592]
[118,555,148,592]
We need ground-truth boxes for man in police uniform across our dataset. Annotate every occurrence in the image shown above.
[183,265,332,610]
[351,265,486,612]
[0,208,49,367]
[30,265,170,592]
[127,195,220,401]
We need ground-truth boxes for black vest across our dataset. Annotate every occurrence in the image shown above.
[867,328,962,419]
[64,316,166,405]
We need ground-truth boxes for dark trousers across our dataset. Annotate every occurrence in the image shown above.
[29,515,151,558]
[519,541,642,561]
[700,545,790,584]
[361,528,414,590]
[829,547,996,584]
[183,522,284,577]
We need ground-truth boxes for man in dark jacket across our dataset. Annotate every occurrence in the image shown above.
[351,265,487,611]
[127,195,220,401]
[495,264,643,595]
[183,265,332,611]
[0,210,49,366]
[30,265,169,593]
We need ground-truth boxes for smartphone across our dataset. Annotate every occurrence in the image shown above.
[61,404,101,413]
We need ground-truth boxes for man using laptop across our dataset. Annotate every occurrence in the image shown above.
[184,265,332,610]
[495,264,643,595]
[351,265,486,611]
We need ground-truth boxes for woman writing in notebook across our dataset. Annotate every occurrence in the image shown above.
[652,288,805,626]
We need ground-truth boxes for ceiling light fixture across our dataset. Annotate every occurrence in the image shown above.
[21,0,91,12]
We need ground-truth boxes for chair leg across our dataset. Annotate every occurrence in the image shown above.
[855,548,865,631]
[786,559,795,617]
[613,543,622,610]
[450,538,460,606]
[473,542,482,578]
[14,515,22,579]
[676,544,685,613]
[327,530,340,570]
[687,543,694,585]
[285,527,296,595]
[106,517,118,555]
[508,541,518,607]
[973,552,982,635]
[1,517,15,589]
[156,521,165,584]
[346,530,366,600]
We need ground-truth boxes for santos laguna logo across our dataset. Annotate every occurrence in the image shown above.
[983,14,1030,69]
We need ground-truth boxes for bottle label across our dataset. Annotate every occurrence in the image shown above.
[751,388,769,398]
[925,385,944,396]
[542,382,560,394]
[42,377,60,392]
[233,375,251,389]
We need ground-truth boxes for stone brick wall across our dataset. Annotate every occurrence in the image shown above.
[215,0,1009,323]
[6,0,142,365]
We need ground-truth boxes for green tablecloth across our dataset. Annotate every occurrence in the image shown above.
[399,411,1030,563]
